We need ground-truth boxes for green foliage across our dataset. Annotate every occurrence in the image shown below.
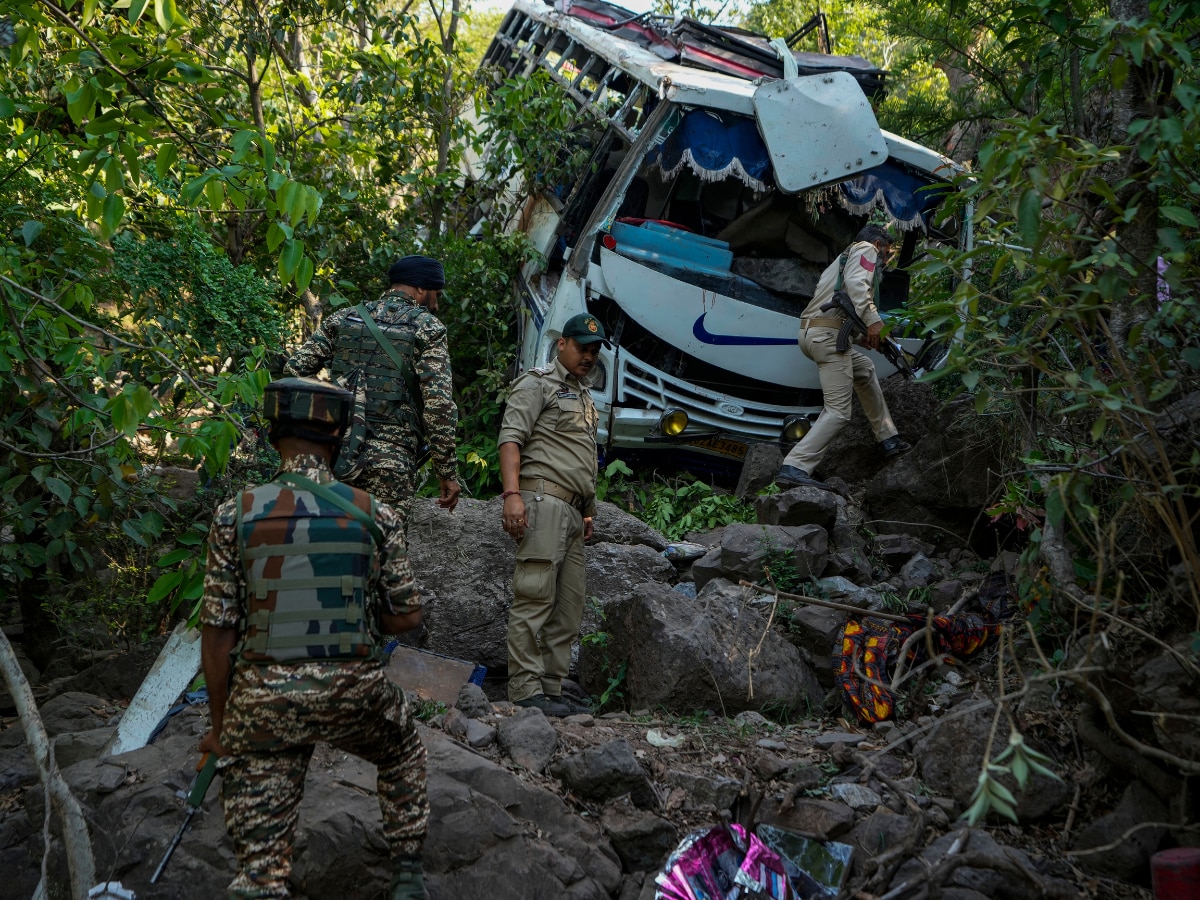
[904,2,1200,623]
[964,727,1060,825]
[639,478,755,541]
[596,459,635,504]
[757,544,806,595]
[581,595,626,710]
[473,69,593,224]
[103,219,286,361]
[412,699,449,721]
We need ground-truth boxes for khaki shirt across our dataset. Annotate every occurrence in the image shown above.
[800,240,884,328]
[498,357,599,515]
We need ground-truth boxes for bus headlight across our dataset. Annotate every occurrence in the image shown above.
[781,415,810,442]
[659,408,688,436]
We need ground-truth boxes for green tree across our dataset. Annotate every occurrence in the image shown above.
[0,0,537,653]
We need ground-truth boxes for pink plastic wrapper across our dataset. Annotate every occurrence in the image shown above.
[655,825,795,900]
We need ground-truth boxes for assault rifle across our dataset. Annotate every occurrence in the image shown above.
[151,753,218,883]
[819,290,916,379]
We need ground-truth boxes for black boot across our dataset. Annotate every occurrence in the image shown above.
[775,465,823,488]
[878,436,912,459]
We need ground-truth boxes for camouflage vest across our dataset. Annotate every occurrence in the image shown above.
[328,298,424,439]
[235,475,380,662]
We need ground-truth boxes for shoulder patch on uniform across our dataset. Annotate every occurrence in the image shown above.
[859,254,876,272]
[527,364,555,377]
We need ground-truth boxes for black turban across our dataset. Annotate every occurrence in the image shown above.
[388,255,445,290]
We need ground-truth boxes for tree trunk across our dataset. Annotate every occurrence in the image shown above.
[428,0,463,235]
[1102,0,1158,355]
[0,627,96,900]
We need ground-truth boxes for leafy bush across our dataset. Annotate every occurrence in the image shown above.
[101,218,287,362]
[597,462,754,540]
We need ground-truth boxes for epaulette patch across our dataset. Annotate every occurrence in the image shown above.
[527,364,556,377]
[859,254,876,272]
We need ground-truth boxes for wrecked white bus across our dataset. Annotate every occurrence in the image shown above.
[474,0,968,463]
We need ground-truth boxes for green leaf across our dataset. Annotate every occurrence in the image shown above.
[1161,206,1198,227]
[266,221,287,252]
[260,135,276,171]
[128,0,150,25]
[205,177,224,211]
[82,0,99,24]
[1044,485,1066,530]
[22,220,43,246]
[279,238,303,281]
[66,82,96,124]
[122,519,150,547]
[147,570,182,604]
[154,0,175,31]
[295,254,314,293]
[1017,189,1041,248]
[155,142,178,180]
[0,95,15,118]
[45,477,73,504]
[156,547,194,566]
[101,192,125,238]
[121,141,142,185]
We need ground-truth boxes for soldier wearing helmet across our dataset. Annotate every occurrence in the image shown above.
[198,377,430,900]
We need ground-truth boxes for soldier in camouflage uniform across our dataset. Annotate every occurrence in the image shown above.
[199,377,428,900]
[284,255,460,529]
[498,314,606,718]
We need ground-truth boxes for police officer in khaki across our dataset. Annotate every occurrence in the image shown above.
[776,224,911,488]
[497,313,606,717]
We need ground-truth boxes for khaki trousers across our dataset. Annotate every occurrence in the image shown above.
[783,326,897,474]
[507,492,585,702]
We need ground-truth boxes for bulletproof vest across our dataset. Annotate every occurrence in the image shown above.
[235,479,379,662]
[327,298,424,437]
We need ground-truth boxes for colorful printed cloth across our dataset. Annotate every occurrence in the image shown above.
[833,572,1017,723]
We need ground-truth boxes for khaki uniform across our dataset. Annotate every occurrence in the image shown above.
[284,289,459,527]
[782,240,899,474]
[201,453,427,899]
[498,358,599,703]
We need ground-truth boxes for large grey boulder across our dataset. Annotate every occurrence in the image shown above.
[1130,642,1200,761]
[864,394,1011,545]
[693,523,829,593]
[18,707,622,900]
[806,378,941,484]
[601,803,678,873]
[1072,781,1169,881]
[408,497,673,670]
[549,739,655,808]
[591,500,670,550]
[580,581,823,717]
[497,707,559,774]
[888,830,1078,900]
[735,442,784,499]
[754,486,841,530]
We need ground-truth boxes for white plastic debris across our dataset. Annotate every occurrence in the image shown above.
[646,728,686,748]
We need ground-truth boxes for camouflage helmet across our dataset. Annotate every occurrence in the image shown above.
[262,377,351,436]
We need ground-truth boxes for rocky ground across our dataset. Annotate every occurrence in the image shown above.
[1,381,1188,899]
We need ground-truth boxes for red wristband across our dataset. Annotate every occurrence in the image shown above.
[500,490,520,500]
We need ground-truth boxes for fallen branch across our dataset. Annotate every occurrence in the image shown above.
[0,627,96,900]
[738,581,913,623]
